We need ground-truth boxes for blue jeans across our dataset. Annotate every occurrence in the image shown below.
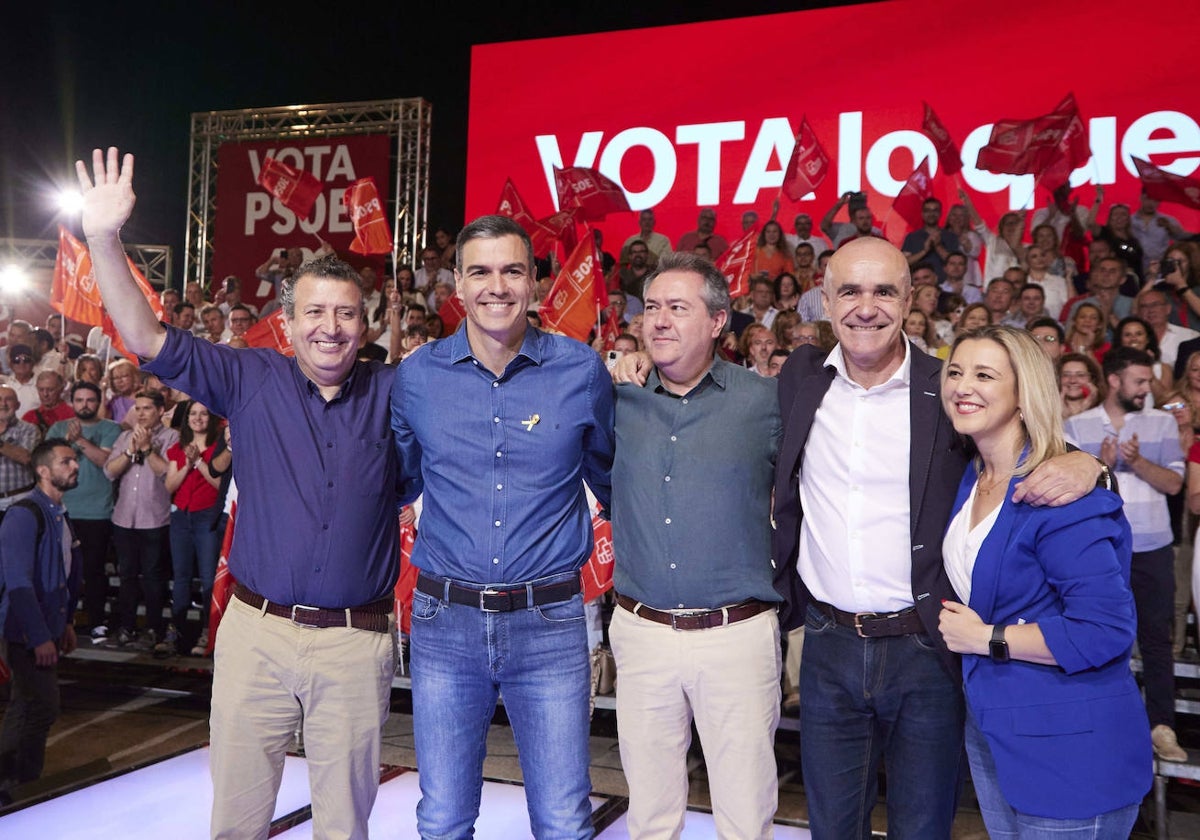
[965,708,1139,839]
[409,571,593,839]
[168,506,222,629]
[799,603,965,840]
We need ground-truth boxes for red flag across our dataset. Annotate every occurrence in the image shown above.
[438,294,467,334]
[243,309,294,356]
[1133,157,1200,211]
[554,166,631,221]
[892,157,935,230]
[530,210,578,260]
[717,228,758,299]
[497,178,539,235]
[205,502,237,655]
[581,509,614,603]
[782,116,830,201]
[597,306,623,352]
[343,177,393,255]
[539,234,605,341]
[257,155,322,220]
[920,102,962,176]
[1038,93,1090,190]
[392,514,418,634]
[52,226,104,326]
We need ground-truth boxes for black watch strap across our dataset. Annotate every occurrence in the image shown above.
[989,623,1010,663]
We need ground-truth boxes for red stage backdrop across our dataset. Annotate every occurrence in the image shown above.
[211,134,392,307]
[465,0,1200,247]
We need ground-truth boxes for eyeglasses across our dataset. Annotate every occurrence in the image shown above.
[794,335,819,344]
[1033,335,1060,343]
[11,355,32,364]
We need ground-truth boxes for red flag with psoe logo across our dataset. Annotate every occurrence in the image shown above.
[892,157,935,231]
[497,178,539,234]
[103,259,165,364]
[438,295,468,334]
[52,226,104,326]
[717,228,758,299]
[539,235,605,342]
[257,156,322,220]
[920,102,963,176]
[581,509,614,603]
[554,166,631,221]
[244,309,294,356]
[531,210,578,260]
[343,177,393,255]
[1038,93,1089,191]
[1133,157,1200,211]
[782,116,830,201]
[393,514,418,634]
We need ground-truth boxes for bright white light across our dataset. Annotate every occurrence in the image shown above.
[57,189,84,214]
[0,264,28,294]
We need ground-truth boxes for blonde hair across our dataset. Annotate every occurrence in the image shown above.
[942,325,1066,476]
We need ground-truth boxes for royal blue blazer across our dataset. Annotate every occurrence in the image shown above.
[952,463,1152,818]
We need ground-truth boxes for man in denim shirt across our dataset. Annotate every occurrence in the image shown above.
[392,215,614,838]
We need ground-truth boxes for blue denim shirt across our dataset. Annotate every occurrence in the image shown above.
[612,358,782,609]
[145,326,400,607]
[0,489,82,648]
[391,326,614,584]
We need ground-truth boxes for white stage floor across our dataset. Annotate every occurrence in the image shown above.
[0,745,811,838]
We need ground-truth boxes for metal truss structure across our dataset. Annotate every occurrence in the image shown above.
[0,236,171,287]
[185,98,432,288]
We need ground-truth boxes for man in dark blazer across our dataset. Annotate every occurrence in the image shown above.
[772,237,1101,839]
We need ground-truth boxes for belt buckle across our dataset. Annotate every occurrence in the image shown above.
[291,604,322,628]
[670,610,705,631]
[479,588,501,613]
[853,612,877,638]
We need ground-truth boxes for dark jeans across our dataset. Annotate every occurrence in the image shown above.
[74,518,113,631]
[0,641,60,789]
[112,525,169,637]
[168,506,222,629]
[799,603,965,840]
[1132,544,1176,728]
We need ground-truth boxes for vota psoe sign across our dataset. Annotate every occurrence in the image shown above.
[465,0,1200,239]
[211,133,391,305]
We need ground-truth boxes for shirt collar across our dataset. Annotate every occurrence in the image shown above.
[648,353,725,397]
[293,357,359,403]
[447,324,543,369]
[823,339,913,390]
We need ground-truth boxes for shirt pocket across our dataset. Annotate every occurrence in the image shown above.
[353,437,394,496]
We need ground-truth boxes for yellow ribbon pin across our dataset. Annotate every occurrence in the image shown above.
[522,413,541,431]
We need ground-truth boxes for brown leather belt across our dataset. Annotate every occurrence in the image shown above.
[810,599,924,638]
[233,583,392,633]
[616,593,774,631]
[416,571,580,612]
[0,483,34,500]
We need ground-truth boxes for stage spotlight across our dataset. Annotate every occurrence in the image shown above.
[57,189,84,215]
[0,264,29,294]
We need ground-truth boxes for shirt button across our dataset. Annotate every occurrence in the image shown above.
[492,381,499,388]
[681,399,688,405]
[493,417,500,423]
[327,481,334,488]
[326,442,334,448]
[670,435,677,442]
[496,451,503,458]
[670,563,676,569]
[494,520,501,527]
[322,524,329,530]
[664,517,671,524]
[664,475,671,482]
[492,558,499,564]
[496,483,503,490]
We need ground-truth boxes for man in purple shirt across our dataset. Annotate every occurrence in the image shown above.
[77,147,400,840]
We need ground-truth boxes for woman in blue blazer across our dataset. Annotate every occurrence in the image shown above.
[938,325,1152,838]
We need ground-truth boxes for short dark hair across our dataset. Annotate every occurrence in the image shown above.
[456,215,535,276]
[71,380,102,401]
[1025,317,1064,342]
[280,254,363,319]
[32,437,72,471]
[133,388,165,410]
[1102,345,1154,378]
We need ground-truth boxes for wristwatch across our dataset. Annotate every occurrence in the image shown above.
[989,624,1010,663]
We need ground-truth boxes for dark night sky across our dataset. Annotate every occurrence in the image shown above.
[0,1,845,282]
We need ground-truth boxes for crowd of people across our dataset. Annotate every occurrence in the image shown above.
[0,146,1197,836]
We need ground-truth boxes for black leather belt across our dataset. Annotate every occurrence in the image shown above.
[616,593,774,631]
[810,599,924,638]
[233,583,392,633]
[416,571,580,612]
[0,483,34,500]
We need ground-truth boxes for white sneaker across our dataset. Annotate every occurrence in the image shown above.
[190,628,210,657]
[1152,725,1188,762]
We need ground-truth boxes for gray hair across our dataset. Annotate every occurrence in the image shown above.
[641,251,731,324]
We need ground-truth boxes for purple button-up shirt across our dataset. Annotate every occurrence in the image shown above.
[144,326,400,607]
[106,424,179,529]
